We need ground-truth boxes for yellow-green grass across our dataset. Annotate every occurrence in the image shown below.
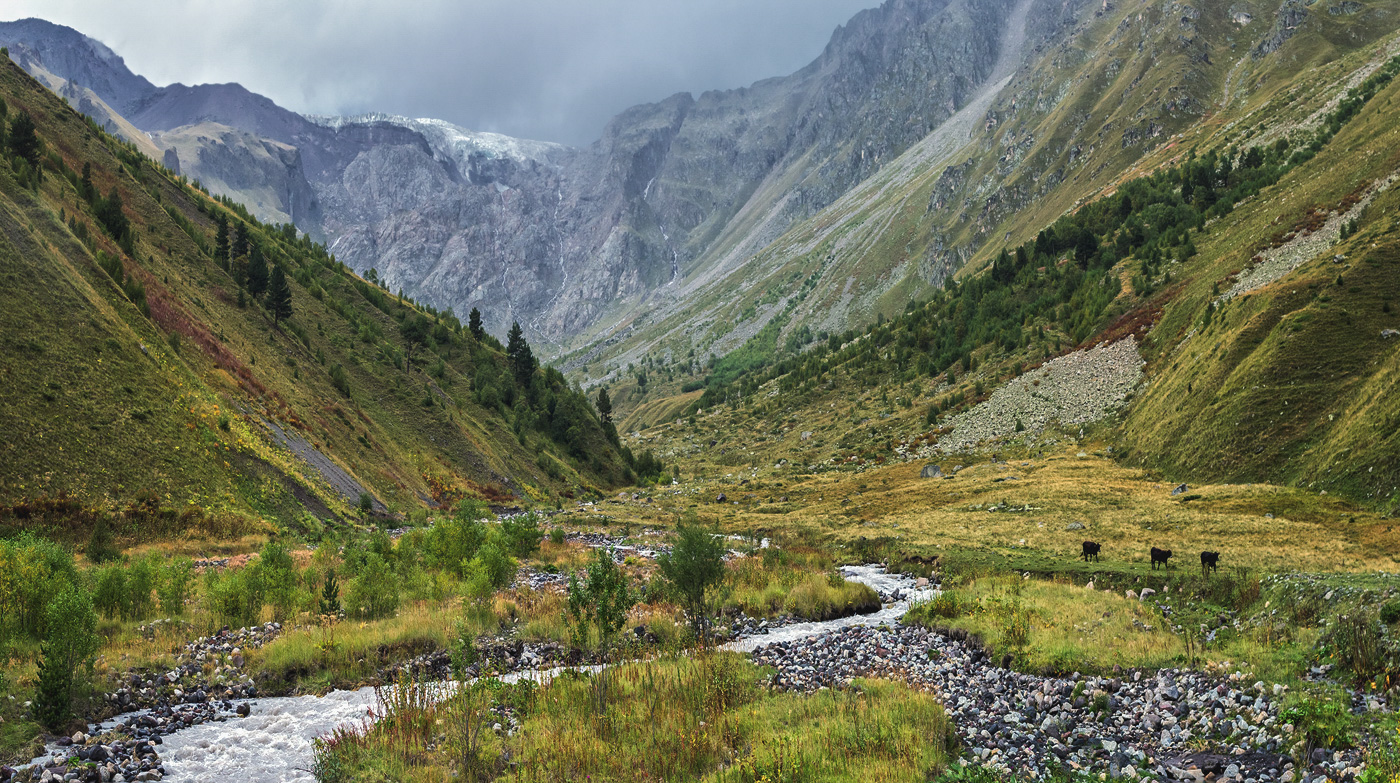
[910,575,1316,681]
[595,447,1398,575]
[251,602,455,693]
[317,653,953,782]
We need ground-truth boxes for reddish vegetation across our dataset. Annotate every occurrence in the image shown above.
[466,480,515,504]
[423,472,467,509]
[1095,297,1166,347]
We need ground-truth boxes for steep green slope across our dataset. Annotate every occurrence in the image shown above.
[0,58,635,539]
[579,0,1400,411]
[615,24,1400,513]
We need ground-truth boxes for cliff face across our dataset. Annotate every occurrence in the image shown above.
[0,0,1019,348]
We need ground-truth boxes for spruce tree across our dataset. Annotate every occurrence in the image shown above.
[8,111,40,166]
[401,314,431,372]
[505,321,534,387]
[596,387,612,424]
[267,265,293,325]
[246,244,269,297]
[231,221,248,258]
[468,307,483,340]
[214,215,230,263]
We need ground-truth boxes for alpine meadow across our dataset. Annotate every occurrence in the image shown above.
[1,0,1400,781]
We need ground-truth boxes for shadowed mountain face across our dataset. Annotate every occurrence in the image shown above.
[0,0,1018,346]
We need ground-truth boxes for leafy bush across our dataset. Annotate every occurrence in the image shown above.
[206,565,267,628]
[32,583,100,731]
[346,553,400,620]
[158,558,193,615]
[463,540,517,599]
[426,506,488,577]
[85,519,120,563]
[500,513,543,559]
[1380,600,1400,626]
[1280,688,1355,763]
[257,541,300,620]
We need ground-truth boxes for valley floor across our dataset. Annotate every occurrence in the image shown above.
[5,449,1400,783]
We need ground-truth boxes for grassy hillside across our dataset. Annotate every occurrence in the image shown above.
[0,58,640,542]
[609,24,1400,514]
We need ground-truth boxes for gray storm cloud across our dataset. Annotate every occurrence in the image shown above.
[6,0,877,145]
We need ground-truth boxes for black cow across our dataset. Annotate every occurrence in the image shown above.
[1081,541,1101,563]
[1151,547,1173,569]
[1201,551,1220,575]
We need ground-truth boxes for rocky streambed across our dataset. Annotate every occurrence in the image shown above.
[4,566,1372,783]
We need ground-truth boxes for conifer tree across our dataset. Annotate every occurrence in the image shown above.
[468,307,483,340]
[596,387,612,424]
[246,244,269,297]
[267,265,293,325]
[214,215,230,263]
[505,321,534,387]
[7,111,40,166]
[231,221,248,258]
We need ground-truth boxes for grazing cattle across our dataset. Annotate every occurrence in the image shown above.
[1151,547,1173,569]
[1081,541,1101,563]
[1201,551,1220,575]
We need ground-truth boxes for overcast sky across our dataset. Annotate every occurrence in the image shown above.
[6,0,878,146]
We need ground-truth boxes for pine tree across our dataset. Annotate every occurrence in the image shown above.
[80,162,94,203]
[94,187,129,242]
[596,387,612,424]
[8,111,40,166]
[401,314,431,372]
[231,221,249,258]
[267,265,293,325]
[505,321,534,387]
[246,244,269,297]
[214,215,230,263]
[468,307,484,340]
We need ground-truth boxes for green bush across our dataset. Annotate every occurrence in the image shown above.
[158,558,193,615]
[32,583,100,731]
[1380,600,1400,626]
[463,540,517,599]
[257,541,299,620]
[501,513,544,559]
[426,508,488,577]
[206,566,267,628]
[549,527,566,545]
[909,591,964,622]
[85,519,120,563]
[92,564,127,621]
[346,552,400,620]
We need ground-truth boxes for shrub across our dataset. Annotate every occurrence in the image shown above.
[126,554,159,621]
[158,558,193,615]
[206,566,266,628]
[426,509,488,577]
[346,553,400,620]
[657,523,727,645]
[463,541,516,599]
[85,519,120,563]
[92,564,128,621]
[909,591,964,622]
[549,527,566,545]
[1380,600,1400,626]
[257,541,299,620]
[32,584,100,731]
[500,513,543,559]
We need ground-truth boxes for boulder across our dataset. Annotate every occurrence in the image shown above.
[1065,521,1085,531]
[1171,483,1189,496]
[920,464,943,478]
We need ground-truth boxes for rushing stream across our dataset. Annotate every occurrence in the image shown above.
[39,564,928,783]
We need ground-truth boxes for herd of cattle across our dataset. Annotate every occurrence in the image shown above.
[1081,540,1221,575]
